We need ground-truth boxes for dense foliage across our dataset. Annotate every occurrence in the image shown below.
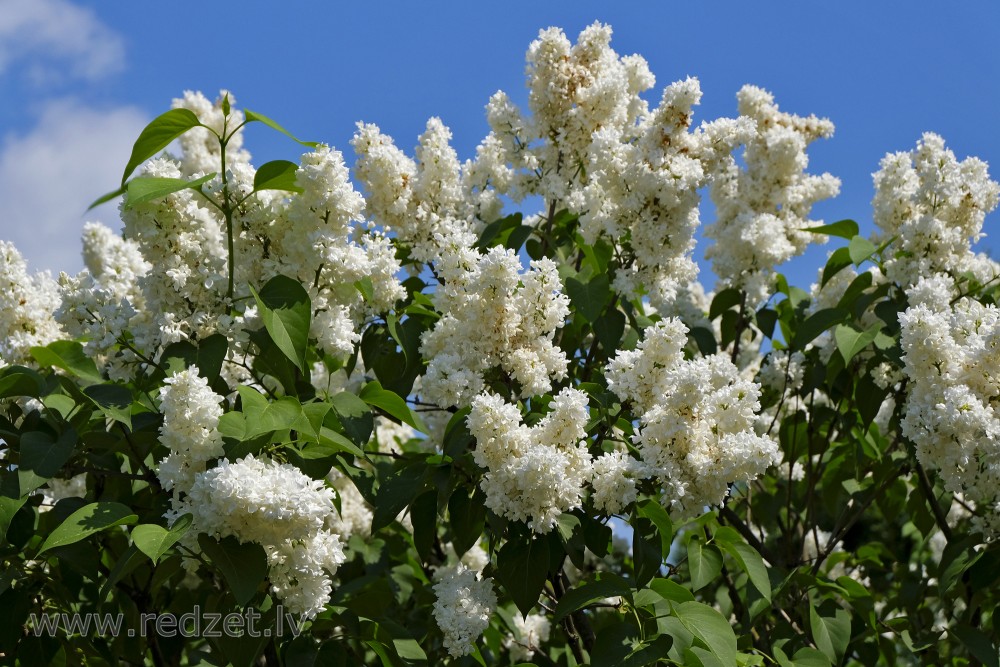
[2,23,1000,667]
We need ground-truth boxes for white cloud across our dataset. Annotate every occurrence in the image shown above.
[0,98,148,274]
[0,0,124,83]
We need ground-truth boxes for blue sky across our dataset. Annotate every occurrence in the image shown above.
[2,0,999,291]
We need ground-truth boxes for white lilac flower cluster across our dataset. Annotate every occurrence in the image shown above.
[56,223,150,379]
[112,91,403,379]
[431,564,497,658]
[758,350,806,395]
[352,118,502,265]
[504,613,551,662]
[157,369,346,617]
[706,85,841,306]
[899,294,1000,537]
[156,367,226,494]
[481,24,757,312]
[466,387,592,533]
[873,133,1000,297]
[0,241,62,367]
[38,472,88,512]
[182,455,346,618]
[605,319,780,518]
[420,245,570,408]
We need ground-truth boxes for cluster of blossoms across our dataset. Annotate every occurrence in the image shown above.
[873,132,1000,296]
[467,387,592,533]
[155,368,225,493]
[9,20,1000,661]
[899,295,1000,537]
[55,223,150,379]
[352,118,502,265]
[76,91,405,382]
[504,613,552,662]
[0,241,62,367]
[157,369,346,617]
[420,245,570,408]
[431,564,497,657]
[183,455,346,618]
[605,318,780,518]
[706,85,841,305]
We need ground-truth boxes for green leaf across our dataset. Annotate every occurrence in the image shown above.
[687,539,723,592]
[83,383,133,430]
[822,247,854,287]
[497,535,550,616]
[565,273,611,323]
[99,544,143,602]
[0,366,45,399]
[662,601,738,667]
[756,308,779,339]
[359,381,427,432]
[633,518,663,588]
[132,513,192,564]
[802,219,859,240]
[254,159,303,193]
[249,327,299,396]
[250,275,312,373]
[848,235,877,266]
[637,498,674,554]
[371,464,426,533]
[951,624,999,667]
[553,572,632,622]
[292,401,332,442]
[124,173,216,209]
[690,326,718,356]
[709,288,743,321]
[410,490,437,563]
[121,108,202,185]
[648,578,695,603]
[30,341,102,383]
[38,502,137,554]
[792,308,847,350]
[809,604,851,664]
[316,426,364,458]
[476,213,524,251]
[594,309,626,354]
[835,271,875,312]
[237,386,302,438]
[788,647,833,667]
[449,486,486,556]
[18,429,76,496]
[87,185,125,211]
[329,391,374,448]
[0,496,27,544]
[505,224,533,251]
[715,527,771,602]
[834,323,882,364]
[197,334,229,384]
[198,534,268,606]
[245,109,318,147]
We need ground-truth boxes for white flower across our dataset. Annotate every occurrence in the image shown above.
[467,388,592,533]
[706,85,840,306]
[505,613,551,662]
[899,296,1000,536]
[156,367,225,493]
[173,454,346,619]
[420,246,570,408]
[0,241,63,367]
[432,564,497,658]
[874,133,1000,291]
[607,319,780,518]
[591,449,644,515]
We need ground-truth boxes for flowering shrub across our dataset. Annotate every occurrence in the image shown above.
[3,22,1000,667]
